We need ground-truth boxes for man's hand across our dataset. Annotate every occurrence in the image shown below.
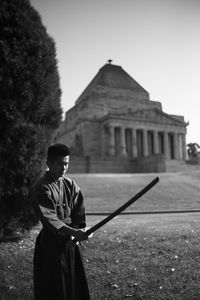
[72,229,88,242]
[82,227,93,239]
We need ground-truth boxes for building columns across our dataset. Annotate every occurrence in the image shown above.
[143,130,148,156]
[132,128,138,158]
[164,132,169,159]
[182,134,187,160]
[174,132,180,160]
[120,127,127,156]
[153,130,159,154]
[105,125,186,161]
[108,126,115,156]
[177,133,187,161]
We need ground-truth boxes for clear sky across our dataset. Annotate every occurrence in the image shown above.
[30,0,200,145]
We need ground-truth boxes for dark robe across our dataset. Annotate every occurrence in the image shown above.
[32,172,90,300]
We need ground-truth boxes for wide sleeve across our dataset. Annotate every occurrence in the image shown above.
[70,181,86,228]
[32,184,66,233]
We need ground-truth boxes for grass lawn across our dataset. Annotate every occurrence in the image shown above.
[85,213,200,300]
[1,169,200,299]
[71,170,200,212]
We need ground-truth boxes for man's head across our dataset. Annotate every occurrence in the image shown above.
[47,143,70,179]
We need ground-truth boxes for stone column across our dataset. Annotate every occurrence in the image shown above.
[108,126,115,156]
[101,125,105,157]
[174,132,179,160]
[143,129,148,156]
[164,132,169,159]
[153,130,159,154]
[182,133,187,160]
[178,134,182,160]
[120,127,127,156]
[132,128,138,158]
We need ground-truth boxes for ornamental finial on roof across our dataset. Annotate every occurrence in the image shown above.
[107,59,113,64]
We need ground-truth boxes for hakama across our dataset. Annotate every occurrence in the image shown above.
[32,172,90,300]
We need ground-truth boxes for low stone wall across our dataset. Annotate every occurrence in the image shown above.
[134,154,166,173]
[69,154,166,173]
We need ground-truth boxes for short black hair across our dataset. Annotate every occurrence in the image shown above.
[47,143,70,162]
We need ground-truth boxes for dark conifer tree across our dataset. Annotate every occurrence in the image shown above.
[0,0,62,237]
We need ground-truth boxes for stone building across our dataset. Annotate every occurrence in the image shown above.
[56,62,188,173]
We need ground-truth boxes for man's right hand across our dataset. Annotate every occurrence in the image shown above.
[73,229,88,241]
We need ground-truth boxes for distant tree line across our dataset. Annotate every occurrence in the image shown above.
[187,143,200,158]
[187,143,200,164]
[0,0,62,238]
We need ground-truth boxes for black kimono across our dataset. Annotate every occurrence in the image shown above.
[32,172,90,300]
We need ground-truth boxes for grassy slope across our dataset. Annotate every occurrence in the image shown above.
[70,169,200,212]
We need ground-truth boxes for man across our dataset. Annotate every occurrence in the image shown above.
[32,143,91,300]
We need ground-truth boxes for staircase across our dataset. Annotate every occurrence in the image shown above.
[166,159,199,173]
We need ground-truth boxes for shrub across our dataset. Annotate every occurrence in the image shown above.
[0,0,62,237]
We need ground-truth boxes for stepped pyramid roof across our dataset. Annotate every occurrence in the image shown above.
[76,62,148,104]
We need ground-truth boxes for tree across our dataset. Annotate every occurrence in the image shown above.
[187,143,200,158]
[0,0,62,237]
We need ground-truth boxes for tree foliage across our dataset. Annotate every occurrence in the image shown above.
[0,0,62,236]
[187,143,200,158]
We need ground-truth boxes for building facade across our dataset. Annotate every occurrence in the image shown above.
[56,62,188,172]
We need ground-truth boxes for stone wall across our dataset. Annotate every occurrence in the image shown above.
[68,154,166,174]
[133,154,166,173]
[56,128,76,148]
[59,86,163,133]
[80,121,101,156]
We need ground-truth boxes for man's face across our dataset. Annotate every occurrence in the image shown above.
[48,155,69,179]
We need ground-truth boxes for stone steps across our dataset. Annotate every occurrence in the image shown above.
[166,159,199,173]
